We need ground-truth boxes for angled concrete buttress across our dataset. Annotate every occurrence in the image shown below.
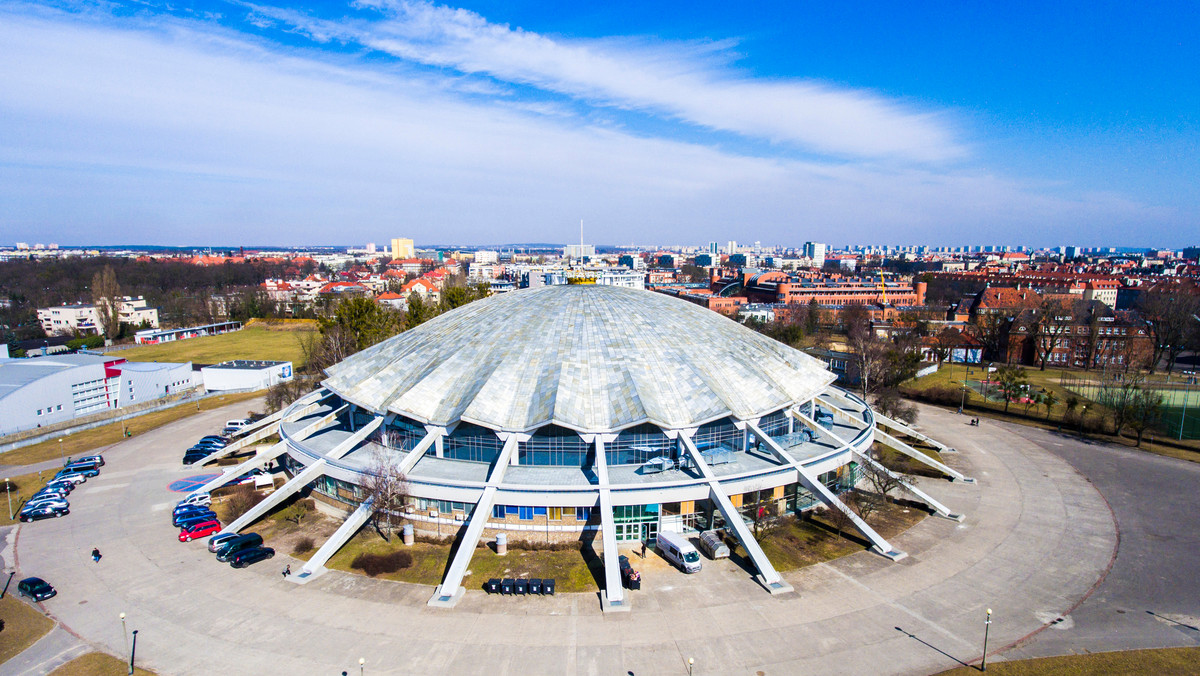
[428,434,521,608]
[678,434,793,594]
[758,417,907,561]
[198,389,335,465]
[592,435,628,612]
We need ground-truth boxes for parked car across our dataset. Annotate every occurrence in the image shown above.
[23,496,68,511]
[229,546,274,568]
[17,577,56,601]
[208,532,240,553]
[182,452,210,465]
[226,419,251,430]
[173,510,217,528]
[43,479,75,493]
[33,486,70,500]
[173,507,217,524]
[64,459,101,474]
[60,463,98,477]
[52,472,86,485]
[76,454,105,467]
[216,533,263,562]
[178,492,211,508]
[179,520,221,542]
[199,435,228,443]
[19,504,69,522]
[173,503,212,518]
[194,438,226,448]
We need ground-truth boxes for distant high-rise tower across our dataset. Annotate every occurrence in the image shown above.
[726,240,738,255]
[391,237,415,259]
[708,242,718,256]
[803,242,827,268]
[365,242,376,254]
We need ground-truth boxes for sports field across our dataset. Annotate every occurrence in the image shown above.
[111,321,318,368]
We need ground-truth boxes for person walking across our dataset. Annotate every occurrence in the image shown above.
[91,547,101,563]
[640,541,647,559]
[282,564,291,578]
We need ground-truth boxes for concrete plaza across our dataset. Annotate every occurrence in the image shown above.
[5,398,1164,675]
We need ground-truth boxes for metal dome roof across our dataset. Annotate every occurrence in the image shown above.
[322,284,836,433]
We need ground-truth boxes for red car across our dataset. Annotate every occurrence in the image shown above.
[179,520,221,542]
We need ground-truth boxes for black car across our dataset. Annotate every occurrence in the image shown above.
[229,546,275,568]
[19,504,69,522]
[182,452,210,465]
[17,577,56,602]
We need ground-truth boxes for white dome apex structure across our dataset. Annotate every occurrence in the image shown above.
[322,284,836,433]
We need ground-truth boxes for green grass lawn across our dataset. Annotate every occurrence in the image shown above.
[936,646,1200,675]
[49,651,155,676]
[0,470,55,526]
[112,323,317,369]
[739,500,927,571]
[0,595,54,664]
[0,390,263,467]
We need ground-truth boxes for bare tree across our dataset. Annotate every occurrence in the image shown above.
[1032,298,1076,371]
[1138,287,1200,375]
[1128,387,1165,447]
[363,447,409,541]
[857,450,916,523]
[90,265,121,337]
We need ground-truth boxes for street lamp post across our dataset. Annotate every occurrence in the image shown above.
[1079,405,1088,437]
[1180,380,1191,441]
[359,657,365,675]
[5,477,12,521]
[981,608,992,671]
[120,613,128,667]
[129,629,139,675]
[687,657,694,676]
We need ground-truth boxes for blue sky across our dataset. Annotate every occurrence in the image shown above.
[0,1,1196,248]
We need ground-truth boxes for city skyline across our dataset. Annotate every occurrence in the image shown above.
[1,1,1197,247]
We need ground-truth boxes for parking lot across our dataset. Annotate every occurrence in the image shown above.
[5,400,1135,675]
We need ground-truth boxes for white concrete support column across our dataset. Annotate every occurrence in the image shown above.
[221,459,328,535]
[228,387,331,439]
[678,434,793,594]
[822,390,956,454]
[428,434,521,608]
[851,451,964,522]
[395,428,444,476]
[294,497,376,582]
[874,428,973,482]
[200,402,347,465]
[191,441,289,496]
[324,415,383,461]
[779,416,906,561]
[590,434,628,612]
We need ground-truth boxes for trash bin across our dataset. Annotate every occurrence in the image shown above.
[500,578,515,595]
[402,523,414,546]
[542,578,555,595]
[528,578,542,595]
[485,578,500,594]
[496,532,507,556]
[515,579,528,595]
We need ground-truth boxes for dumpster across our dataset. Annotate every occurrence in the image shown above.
[528,578,543,595]
[485,578,501,594]
[618,555,641,590]
[698,530,730,559]
[543,578,555,595]
[500,578,515,595]
[515,579,528,595]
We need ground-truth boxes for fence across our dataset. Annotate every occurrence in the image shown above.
[1060,372,1200,441]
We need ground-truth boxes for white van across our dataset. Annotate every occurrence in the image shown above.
[656,531,702,573]
[225,419,251,430]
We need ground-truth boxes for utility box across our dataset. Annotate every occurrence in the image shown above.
[698,530,730,559]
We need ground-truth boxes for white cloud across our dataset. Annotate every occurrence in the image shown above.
[0,6,1172,247]
[250,0,966,162]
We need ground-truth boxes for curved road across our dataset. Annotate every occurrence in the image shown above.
[4,401,1151,675]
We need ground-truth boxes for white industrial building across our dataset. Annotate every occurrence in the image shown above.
[0,354,194,435]
[201,360,294,392]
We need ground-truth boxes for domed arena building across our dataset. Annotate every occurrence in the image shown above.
[201,283,971,611]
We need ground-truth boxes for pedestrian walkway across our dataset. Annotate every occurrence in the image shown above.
[9,400,1121,675]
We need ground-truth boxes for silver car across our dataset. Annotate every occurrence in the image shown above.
[23,496,69,511]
